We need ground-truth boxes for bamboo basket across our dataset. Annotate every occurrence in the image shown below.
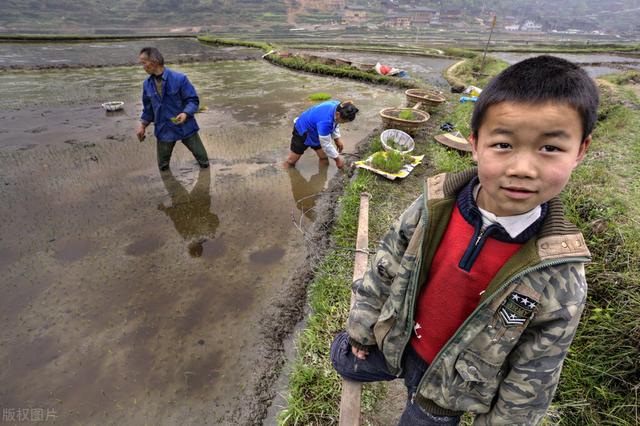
[379,103,430,136]
[405,89,447,112]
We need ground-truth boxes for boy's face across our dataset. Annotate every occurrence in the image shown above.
[470,101,591,216]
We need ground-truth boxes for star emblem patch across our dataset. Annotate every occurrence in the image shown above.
[499,292,538,327]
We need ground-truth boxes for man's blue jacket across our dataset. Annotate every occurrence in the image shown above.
[140,67,200,142]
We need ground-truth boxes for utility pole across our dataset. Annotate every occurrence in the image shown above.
[480,14,496,74]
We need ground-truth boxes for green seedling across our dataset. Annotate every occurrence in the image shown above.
[386,136,411,152]
[308,92,332,101]
[370,150,411,174]
[170,117,180,124]
[398,109,417,121]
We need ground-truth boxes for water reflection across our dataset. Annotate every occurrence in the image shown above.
[158,168,219,257]
[287,164,329,223]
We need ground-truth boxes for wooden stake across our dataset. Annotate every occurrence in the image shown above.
[339,192,371,426]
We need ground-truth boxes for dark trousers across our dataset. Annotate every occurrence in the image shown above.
[157,132,209,170]
[330,332,461,426]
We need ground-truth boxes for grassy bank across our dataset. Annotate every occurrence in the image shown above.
[279,56,639,425]
[446,54,509,88]
[197,35,275,52]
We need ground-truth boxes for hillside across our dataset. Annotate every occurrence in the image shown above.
[1,0,639,35]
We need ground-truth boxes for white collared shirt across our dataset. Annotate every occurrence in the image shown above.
[473,185,542,239]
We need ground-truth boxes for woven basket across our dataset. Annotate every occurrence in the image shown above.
[380,129,415,153]
[405,89,446,112]
[102,101,124,112]
[379,108,430,136]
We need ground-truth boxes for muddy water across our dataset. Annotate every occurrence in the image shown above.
[296,49,456,89]
[0,38,260,68]
[0,55,403,424]
[491,52,640,78]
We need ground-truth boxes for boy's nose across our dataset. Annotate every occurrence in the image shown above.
[505,153,537,178]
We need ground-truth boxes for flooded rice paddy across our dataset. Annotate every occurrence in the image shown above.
[0,37,260,69]
[0,42,403,425]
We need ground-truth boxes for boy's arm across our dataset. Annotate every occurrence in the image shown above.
[474,264,588,426]
[346,195,424,349]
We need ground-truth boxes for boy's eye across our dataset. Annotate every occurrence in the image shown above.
[541,145,561,152]
[492,142,511,150]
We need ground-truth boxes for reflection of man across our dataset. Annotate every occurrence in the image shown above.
[287,163,329,222]
[136,47,209,171]
[158,168,219,257]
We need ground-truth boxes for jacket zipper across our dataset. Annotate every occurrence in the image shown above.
[412,256,589,398]
[394,187,430,375]
[458,225,486,272]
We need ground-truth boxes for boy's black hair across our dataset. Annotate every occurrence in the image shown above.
[139,47,165,66]
[337,100,359,122]
[471,55,599,141]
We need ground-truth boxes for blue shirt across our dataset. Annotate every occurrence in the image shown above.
[294,100,340,147]
[140,67,200,142]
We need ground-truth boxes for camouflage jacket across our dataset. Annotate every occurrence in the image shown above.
[347,169,590,425]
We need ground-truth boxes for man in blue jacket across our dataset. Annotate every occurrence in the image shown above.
[136,47,209,171]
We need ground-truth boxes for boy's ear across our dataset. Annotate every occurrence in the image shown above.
[469,133,479,162]
[574,134,592,168]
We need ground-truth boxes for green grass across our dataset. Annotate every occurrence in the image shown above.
[197,35,275,52]
[443,101,475,138]
[441,47,479,58]
[600,70,640,86]
[550,78,640,425]
[308,92,332,102]
[449,54,510,88]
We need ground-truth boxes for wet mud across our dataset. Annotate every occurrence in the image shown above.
[0,45,403,425]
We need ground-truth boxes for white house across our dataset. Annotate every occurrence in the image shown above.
[520,20,542,31]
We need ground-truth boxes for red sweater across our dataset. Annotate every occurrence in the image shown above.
[411,206,522,364]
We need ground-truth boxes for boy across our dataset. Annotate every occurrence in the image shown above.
[283,100,359,170]
[331,55,599,425]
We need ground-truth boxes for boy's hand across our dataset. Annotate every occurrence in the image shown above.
[334,155,345,170]
[335,138,344,153]
[351,346,369,360]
